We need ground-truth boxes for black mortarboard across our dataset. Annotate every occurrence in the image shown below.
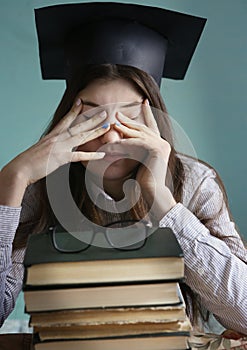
[34,2,206,85]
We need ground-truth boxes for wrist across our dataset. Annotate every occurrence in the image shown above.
[147,187,176,221]
[0,164,29,207]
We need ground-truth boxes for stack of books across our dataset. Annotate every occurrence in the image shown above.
[23,227,192,350]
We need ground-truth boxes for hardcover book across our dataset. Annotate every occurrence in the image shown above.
[24,282,182,312]
[34,319,192,341]
[33,332,190,350]
[24,227,184,286]
[30,302,187,327]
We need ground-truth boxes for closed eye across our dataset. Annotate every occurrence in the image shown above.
[82,101,143,120]
[120,103,142,119]
[83,108,105,120]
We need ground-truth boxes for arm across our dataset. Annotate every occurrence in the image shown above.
[160,165,247,334]
[114,103,246,333]
[0,205,24,325]
[114,106,246,333]
[0,99,110,324]
[0,158,37,325]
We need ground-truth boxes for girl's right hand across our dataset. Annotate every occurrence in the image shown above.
[1,98,109,190]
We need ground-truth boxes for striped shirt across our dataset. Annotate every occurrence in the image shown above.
[0,155,247,334]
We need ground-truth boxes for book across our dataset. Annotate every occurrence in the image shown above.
[33,333,190,350]
[24,227,184,286]
[30,303,187,327]
[34,319,192,341]
[24,227,190,350]
[24,282,181,312]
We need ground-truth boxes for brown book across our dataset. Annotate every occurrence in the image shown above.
[30,303,187,327]
[35,319,192,341]
[24,282,181,312]
[33,333,190,350]
[24,228,184,286]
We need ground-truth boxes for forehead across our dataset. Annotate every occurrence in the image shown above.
[77,78,143,105]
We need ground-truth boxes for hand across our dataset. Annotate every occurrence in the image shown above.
[2,99,110,187]
[114,100,176,219]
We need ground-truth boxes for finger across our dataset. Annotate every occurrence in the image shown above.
[115,137,151,149]
[70,151,106,162]
[115,112,154,137]
[142,99,160,134]
[116,111,143,129]
[116,137,171,160]
[114,122,142,138]
[49,98,83,137]
[68,122,111,148]
[69,110,107,134]
[55,111,108,142]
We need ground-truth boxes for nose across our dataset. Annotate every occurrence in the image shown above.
[101,124,122,144]
[106,109,117,124]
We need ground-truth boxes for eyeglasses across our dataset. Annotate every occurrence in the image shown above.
[50,220,150,253]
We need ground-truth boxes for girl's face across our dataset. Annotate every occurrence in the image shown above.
[75,78,147,182]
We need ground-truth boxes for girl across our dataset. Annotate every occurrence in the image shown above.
[0,63,246,336]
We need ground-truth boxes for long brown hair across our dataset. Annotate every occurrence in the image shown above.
[14,64,185,247]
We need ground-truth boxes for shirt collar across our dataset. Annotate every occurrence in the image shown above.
[88,178,114,202]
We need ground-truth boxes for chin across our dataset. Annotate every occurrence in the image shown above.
[83,158,139,182]
[103,168,134,181]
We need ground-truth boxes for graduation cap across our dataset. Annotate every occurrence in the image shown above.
[34,2,206,85]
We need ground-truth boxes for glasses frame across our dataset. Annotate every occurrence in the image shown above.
[50,219,149,253]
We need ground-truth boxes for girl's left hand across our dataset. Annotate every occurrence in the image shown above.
[114,100,176,220]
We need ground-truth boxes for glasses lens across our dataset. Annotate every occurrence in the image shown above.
[53,230,94,252]
[105,221,146,250]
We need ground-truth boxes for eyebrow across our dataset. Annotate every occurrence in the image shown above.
[82,100,143,108]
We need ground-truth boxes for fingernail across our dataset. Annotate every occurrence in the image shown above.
[96,152,105,158]
[76,98,81,106]
[99,111,107,118]
[144,99,149,105]
[102,122,109,129]
[115,121,121,126]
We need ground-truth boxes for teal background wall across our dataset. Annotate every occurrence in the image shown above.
[0,0,246,325]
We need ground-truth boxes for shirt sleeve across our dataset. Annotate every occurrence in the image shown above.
[0,205,24,326]
[159,167,247,335]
